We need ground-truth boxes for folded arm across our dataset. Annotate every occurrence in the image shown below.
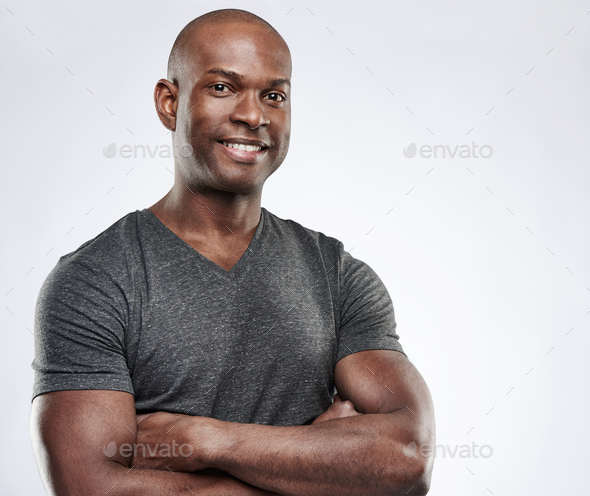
[135,350,435,496]
[30,390,277,495]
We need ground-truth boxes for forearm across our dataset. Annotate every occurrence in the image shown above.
[103,464,278,496]
[31,391,278,496]
[204,412,430,496]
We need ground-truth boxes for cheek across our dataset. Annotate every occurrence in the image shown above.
[185,99,226,140]
[279,123,291,153]
[272,111,291,142]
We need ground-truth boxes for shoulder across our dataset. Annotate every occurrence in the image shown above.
[262,207,345,258]
[260,208,379,281]
[58,210,143,266]
[39,210,145,300]
[53,209,147,271]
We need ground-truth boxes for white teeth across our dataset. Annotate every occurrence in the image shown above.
[222,141,262,152]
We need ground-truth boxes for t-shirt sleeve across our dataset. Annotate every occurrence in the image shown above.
[336,242,406,362]
[31,255,134,400]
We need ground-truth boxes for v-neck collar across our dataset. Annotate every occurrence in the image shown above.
[140,207,266,279]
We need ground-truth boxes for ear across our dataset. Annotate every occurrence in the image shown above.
[154,78,178,131]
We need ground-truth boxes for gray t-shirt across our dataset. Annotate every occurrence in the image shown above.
[32,207,405,426]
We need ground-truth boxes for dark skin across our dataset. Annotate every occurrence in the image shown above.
[131,351,435,496]
[150,20,292,271]
[31,18,435,496]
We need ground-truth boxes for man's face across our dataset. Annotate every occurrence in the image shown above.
[174,21,292,195]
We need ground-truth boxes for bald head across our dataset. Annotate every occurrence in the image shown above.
[167,9,288,86]
[153,8,292,193]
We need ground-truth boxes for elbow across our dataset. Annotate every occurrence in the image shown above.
[410,465,432,496]
[381,451,433,496]
[398,456,432,496]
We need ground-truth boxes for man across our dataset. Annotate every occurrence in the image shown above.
[31,8,434,495]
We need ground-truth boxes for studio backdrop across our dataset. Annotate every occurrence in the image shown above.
[1,0,589,494]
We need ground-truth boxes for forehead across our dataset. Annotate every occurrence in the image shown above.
[186,21,291,81]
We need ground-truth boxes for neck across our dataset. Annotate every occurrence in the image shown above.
[149,180,263,242]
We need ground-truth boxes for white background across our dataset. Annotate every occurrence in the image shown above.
[1,0,589,494]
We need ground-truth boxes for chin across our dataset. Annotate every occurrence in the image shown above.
[213,175,265,195]
[210,164,271,192]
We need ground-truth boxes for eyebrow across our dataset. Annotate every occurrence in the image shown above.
[207,68,291,88]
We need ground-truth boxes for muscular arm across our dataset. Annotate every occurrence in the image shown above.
[30,390,277,495]
[136,350,435,496]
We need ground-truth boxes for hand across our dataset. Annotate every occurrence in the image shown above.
[132,411,214,472]
[311,394,364,424]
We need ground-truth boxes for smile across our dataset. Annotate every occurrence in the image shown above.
[222,141,263,152]
[217,140,268,164]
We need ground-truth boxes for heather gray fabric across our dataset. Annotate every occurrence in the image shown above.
[32,207,405,426]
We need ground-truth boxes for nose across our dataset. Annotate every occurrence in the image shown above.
[230,91,270,129]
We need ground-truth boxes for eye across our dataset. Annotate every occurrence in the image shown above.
[265,92,285,102]
[211,83,231,93]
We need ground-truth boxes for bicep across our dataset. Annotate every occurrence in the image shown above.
[31,389,136,496]
[334,350,434,425]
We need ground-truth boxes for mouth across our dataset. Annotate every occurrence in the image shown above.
[217,139,269,163]
[221,141,264,152]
